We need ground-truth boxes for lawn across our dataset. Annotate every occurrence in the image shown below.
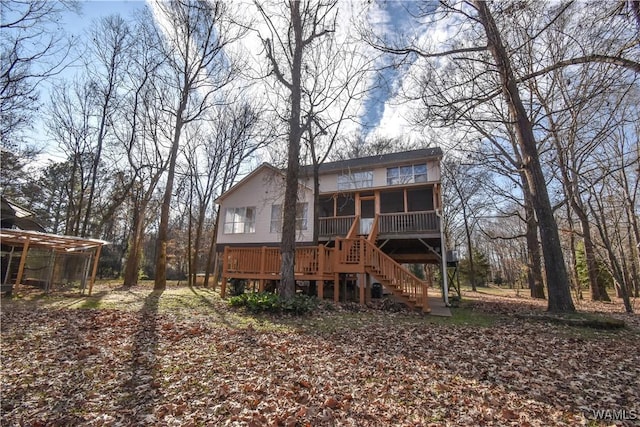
[1,282,639,426]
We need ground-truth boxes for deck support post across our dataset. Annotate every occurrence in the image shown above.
[333,273,340,303]
[365,273,371,304]
[259,246,267,292]
[221,246,229,298]
[359,273,365,305]
[220,277,227,298]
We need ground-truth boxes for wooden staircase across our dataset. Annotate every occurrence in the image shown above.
[335,237,430,313]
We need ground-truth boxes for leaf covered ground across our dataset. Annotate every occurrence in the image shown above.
[1,283,639,426]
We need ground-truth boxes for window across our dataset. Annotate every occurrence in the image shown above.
[270,203,308,233]
[223,207,255,234]
[386,164,427,185]
[337,170,373,190]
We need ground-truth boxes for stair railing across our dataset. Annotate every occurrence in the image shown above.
[362,239,429,312]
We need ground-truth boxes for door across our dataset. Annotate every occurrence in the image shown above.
[360,198,375,234]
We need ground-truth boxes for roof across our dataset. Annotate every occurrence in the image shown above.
[0,229,108,252]
[300,147,443,175]
[1,196,45,231]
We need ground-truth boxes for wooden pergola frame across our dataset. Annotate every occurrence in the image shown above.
[0,229,108,295]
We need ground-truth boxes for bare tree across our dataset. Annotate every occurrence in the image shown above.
[363,0,640,311]
[255,0,338,298]
[0,0,79,146]
[442,159,490,292]
[183,101,265,287]
[79,15,132,237]
[151,0,246,290]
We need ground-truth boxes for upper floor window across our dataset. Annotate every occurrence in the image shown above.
[223,207,256,234]
[387,164,427,185]
[270,203,308,233]
[337,170,373,190]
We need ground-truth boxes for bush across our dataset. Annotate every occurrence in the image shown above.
[227,292,318,315]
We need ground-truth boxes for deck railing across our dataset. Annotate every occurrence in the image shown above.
[223,245,334,278]
[378,211,439,234]
[318,215,356,237]
[222,239,428,312]
[319,211,438,237]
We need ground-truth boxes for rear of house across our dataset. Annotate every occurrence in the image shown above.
[215,147,447,312]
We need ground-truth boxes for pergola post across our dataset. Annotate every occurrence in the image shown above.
[88,245,103,296]
[15,238,30,286]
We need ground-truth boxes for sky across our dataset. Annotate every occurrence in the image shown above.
[25,0,437,163]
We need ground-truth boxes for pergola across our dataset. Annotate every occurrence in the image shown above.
[0,228,108,295]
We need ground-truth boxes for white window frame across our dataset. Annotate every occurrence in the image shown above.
[270,202,308,233]
[387,164,427,185]
[337,170,374,190]
[223,207,256,234]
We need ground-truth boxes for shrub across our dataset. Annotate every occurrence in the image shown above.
[227,292,318,315]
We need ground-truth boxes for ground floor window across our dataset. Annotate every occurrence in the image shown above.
[223,207,256,234]
[270,203,308,233]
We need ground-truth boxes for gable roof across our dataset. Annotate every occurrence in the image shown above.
[300,147,443,175]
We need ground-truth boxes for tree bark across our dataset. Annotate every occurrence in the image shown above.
[278,1,304,299]
[474,0,574,312]
[155,99,186,291]
[522,180,545,299]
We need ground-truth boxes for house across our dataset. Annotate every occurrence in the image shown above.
[215,147,448,312]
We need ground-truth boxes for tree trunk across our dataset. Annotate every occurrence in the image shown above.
[204,205,221,289]
[464,217,476,292]
[474,0,574,312]
[578,215,610,302]
[155,104,185,291]
[123,203,146,288]
[278,1,304,299]
[524,189,545,299]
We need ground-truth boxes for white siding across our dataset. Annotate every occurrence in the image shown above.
[318,158,441,193]
[217,168,314,245]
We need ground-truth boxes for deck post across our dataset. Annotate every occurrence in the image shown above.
[333,273,340,303]
[220,277,227,298]
[365,273,371,304]
[317,244,325,300]
[259,246,266,291]
[318,244,325,275]
[221,246,229,298]
[359,273,365,305]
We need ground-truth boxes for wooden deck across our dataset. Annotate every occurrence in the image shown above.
[221,237,430,313]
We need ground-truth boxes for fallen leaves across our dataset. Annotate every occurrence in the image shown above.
[1,290,639,426]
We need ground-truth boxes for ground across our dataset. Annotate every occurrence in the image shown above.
[1,282,639,426]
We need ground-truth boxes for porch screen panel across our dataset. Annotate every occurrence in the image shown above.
[407,188,433,211]
[380,191,404,213]
[319,197,334,218]
[336,195,355,216]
